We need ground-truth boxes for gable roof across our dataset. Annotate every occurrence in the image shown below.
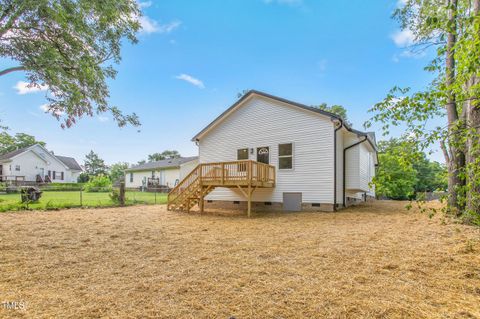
[0,146,31,161]
[0,144,81,169]
[125,156,198,172]
[191,90,376,150]
[56,155,82,171]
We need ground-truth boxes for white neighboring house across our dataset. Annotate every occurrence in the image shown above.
[190,90,378,211]
[0,144,82,183]
[125,157,198,189]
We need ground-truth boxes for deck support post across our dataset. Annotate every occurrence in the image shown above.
[247,184,252,218]
[199,187,204,214]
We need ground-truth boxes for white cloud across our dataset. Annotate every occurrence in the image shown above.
[39,104,64,116]
[138,1,152,8]
[98,116,109,122]
[139,17,181,34]
[317,59,327,72]
[396,0,407,7]
[14,81,48,95]
[391,29,415,47]
[392,48,427,62]
[263,0,303,5]
[175,74,205,89]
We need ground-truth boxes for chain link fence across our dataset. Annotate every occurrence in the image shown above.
[0,184,169,212]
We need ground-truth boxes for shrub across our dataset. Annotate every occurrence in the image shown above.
[41,183,84,192]
[77,172,90,183]
[84,175,112,192]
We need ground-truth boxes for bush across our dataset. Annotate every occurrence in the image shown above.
[109,189,125,205]
[41,183,84,192]
[84,175,112,192]
[77,172,90,183]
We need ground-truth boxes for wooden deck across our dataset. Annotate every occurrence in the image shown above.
[167,160,275,217]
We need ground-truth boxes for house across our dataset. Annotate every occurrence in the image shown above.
[125,156,199,189]
[167,90,377,215]
[0,144,82,184]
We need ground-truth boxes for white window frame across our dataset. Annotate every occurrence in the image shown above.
[278,143,294,170]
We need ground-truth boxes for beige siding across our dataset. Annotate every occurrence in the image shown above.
[179,159,198,180]
[125,168,180,188]
[199,95,335,204]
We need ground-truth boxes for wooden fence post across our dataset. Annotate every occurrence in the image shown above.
[119,182,126,206]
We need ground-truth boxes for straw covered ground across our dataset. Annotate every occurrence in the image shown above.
[1,201,479,318]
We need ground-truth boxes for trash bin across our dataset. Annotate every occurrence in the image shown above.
[20,186,43,203]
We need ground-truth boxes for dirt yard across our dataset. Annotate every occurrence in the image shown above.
[0,201,479,319]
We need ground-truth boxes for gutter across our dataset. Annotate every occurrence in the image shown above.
[332,119,343,212]
[342,136,368,208]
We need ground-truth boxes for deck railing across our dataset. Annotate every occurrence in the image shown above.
[168,160,275,205]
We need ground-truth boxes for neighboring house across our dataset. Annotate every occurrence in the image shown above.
[168,90,377,214]
[0,144,82,183]
[125,157,199,189]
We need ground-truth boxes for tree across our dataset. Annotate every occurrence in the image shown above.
[147,150,181,162]
[0,0,141,128]
[366,0,480,223]
[0,131,46,154]
[313,103,351,125]
[373,138,448,200]
[109,162,129,183]
[84,150,108,176]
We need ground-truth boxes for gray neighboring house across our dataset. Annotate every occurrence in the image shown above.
[125,156,198,189]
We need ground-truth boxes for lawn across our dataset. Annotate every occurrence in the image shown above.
[0,190,167,211]
[0,201,479,318]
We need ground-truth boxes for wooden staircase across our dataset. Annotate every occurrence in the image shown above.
[167,160,275,216]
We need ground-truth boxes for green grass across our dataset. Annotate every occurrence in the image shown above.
[0,190,167,212]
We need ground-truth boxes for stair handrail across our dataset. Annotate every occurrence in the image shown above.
[168,164,201,204]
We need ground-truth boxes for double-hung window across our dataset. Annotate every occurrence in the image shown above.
[278,143,293,170]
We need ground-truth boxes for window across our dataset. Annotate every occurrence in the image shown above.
[48,170,51,178]
[15,165,20,171]
[237,148,249,172]
[151,171,155,178]
[130,173,133,183]
[278,143,293,169]
[53,171,56,180]
[60,172,64,180]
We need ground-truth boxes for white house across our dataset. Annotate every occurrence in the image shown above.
[169,90,377,213]
[125,157,198,189]
[0,144,82,183]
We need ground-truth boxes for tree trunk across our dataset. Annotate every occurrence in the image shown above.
[466,0,480,215]
[445,0,465,213]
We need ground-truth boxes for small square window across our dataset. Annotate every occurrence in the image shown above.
[15,165,20,171]
[237,148,249,160]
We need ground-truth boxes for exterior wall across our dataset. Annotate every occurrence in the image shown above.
[204,200,335,212]
[344,135,376,201]
[198,95,335,204]
[125,167,180,188]
[179,159,198,180]
[3,147,77,183]
[335,129,344,206]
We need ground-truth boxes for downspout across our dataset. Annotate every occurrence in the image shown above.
[343,136,368,207]
[332,119,343,212]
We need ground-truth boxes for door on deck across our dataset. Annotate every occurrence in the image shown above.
[256,147,269,164]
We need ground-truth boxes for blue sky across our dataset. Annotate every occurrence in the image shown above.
[0,0,440,165]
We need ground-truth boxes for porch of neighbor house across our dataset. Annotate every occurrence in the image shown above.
[167,160,275,217]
